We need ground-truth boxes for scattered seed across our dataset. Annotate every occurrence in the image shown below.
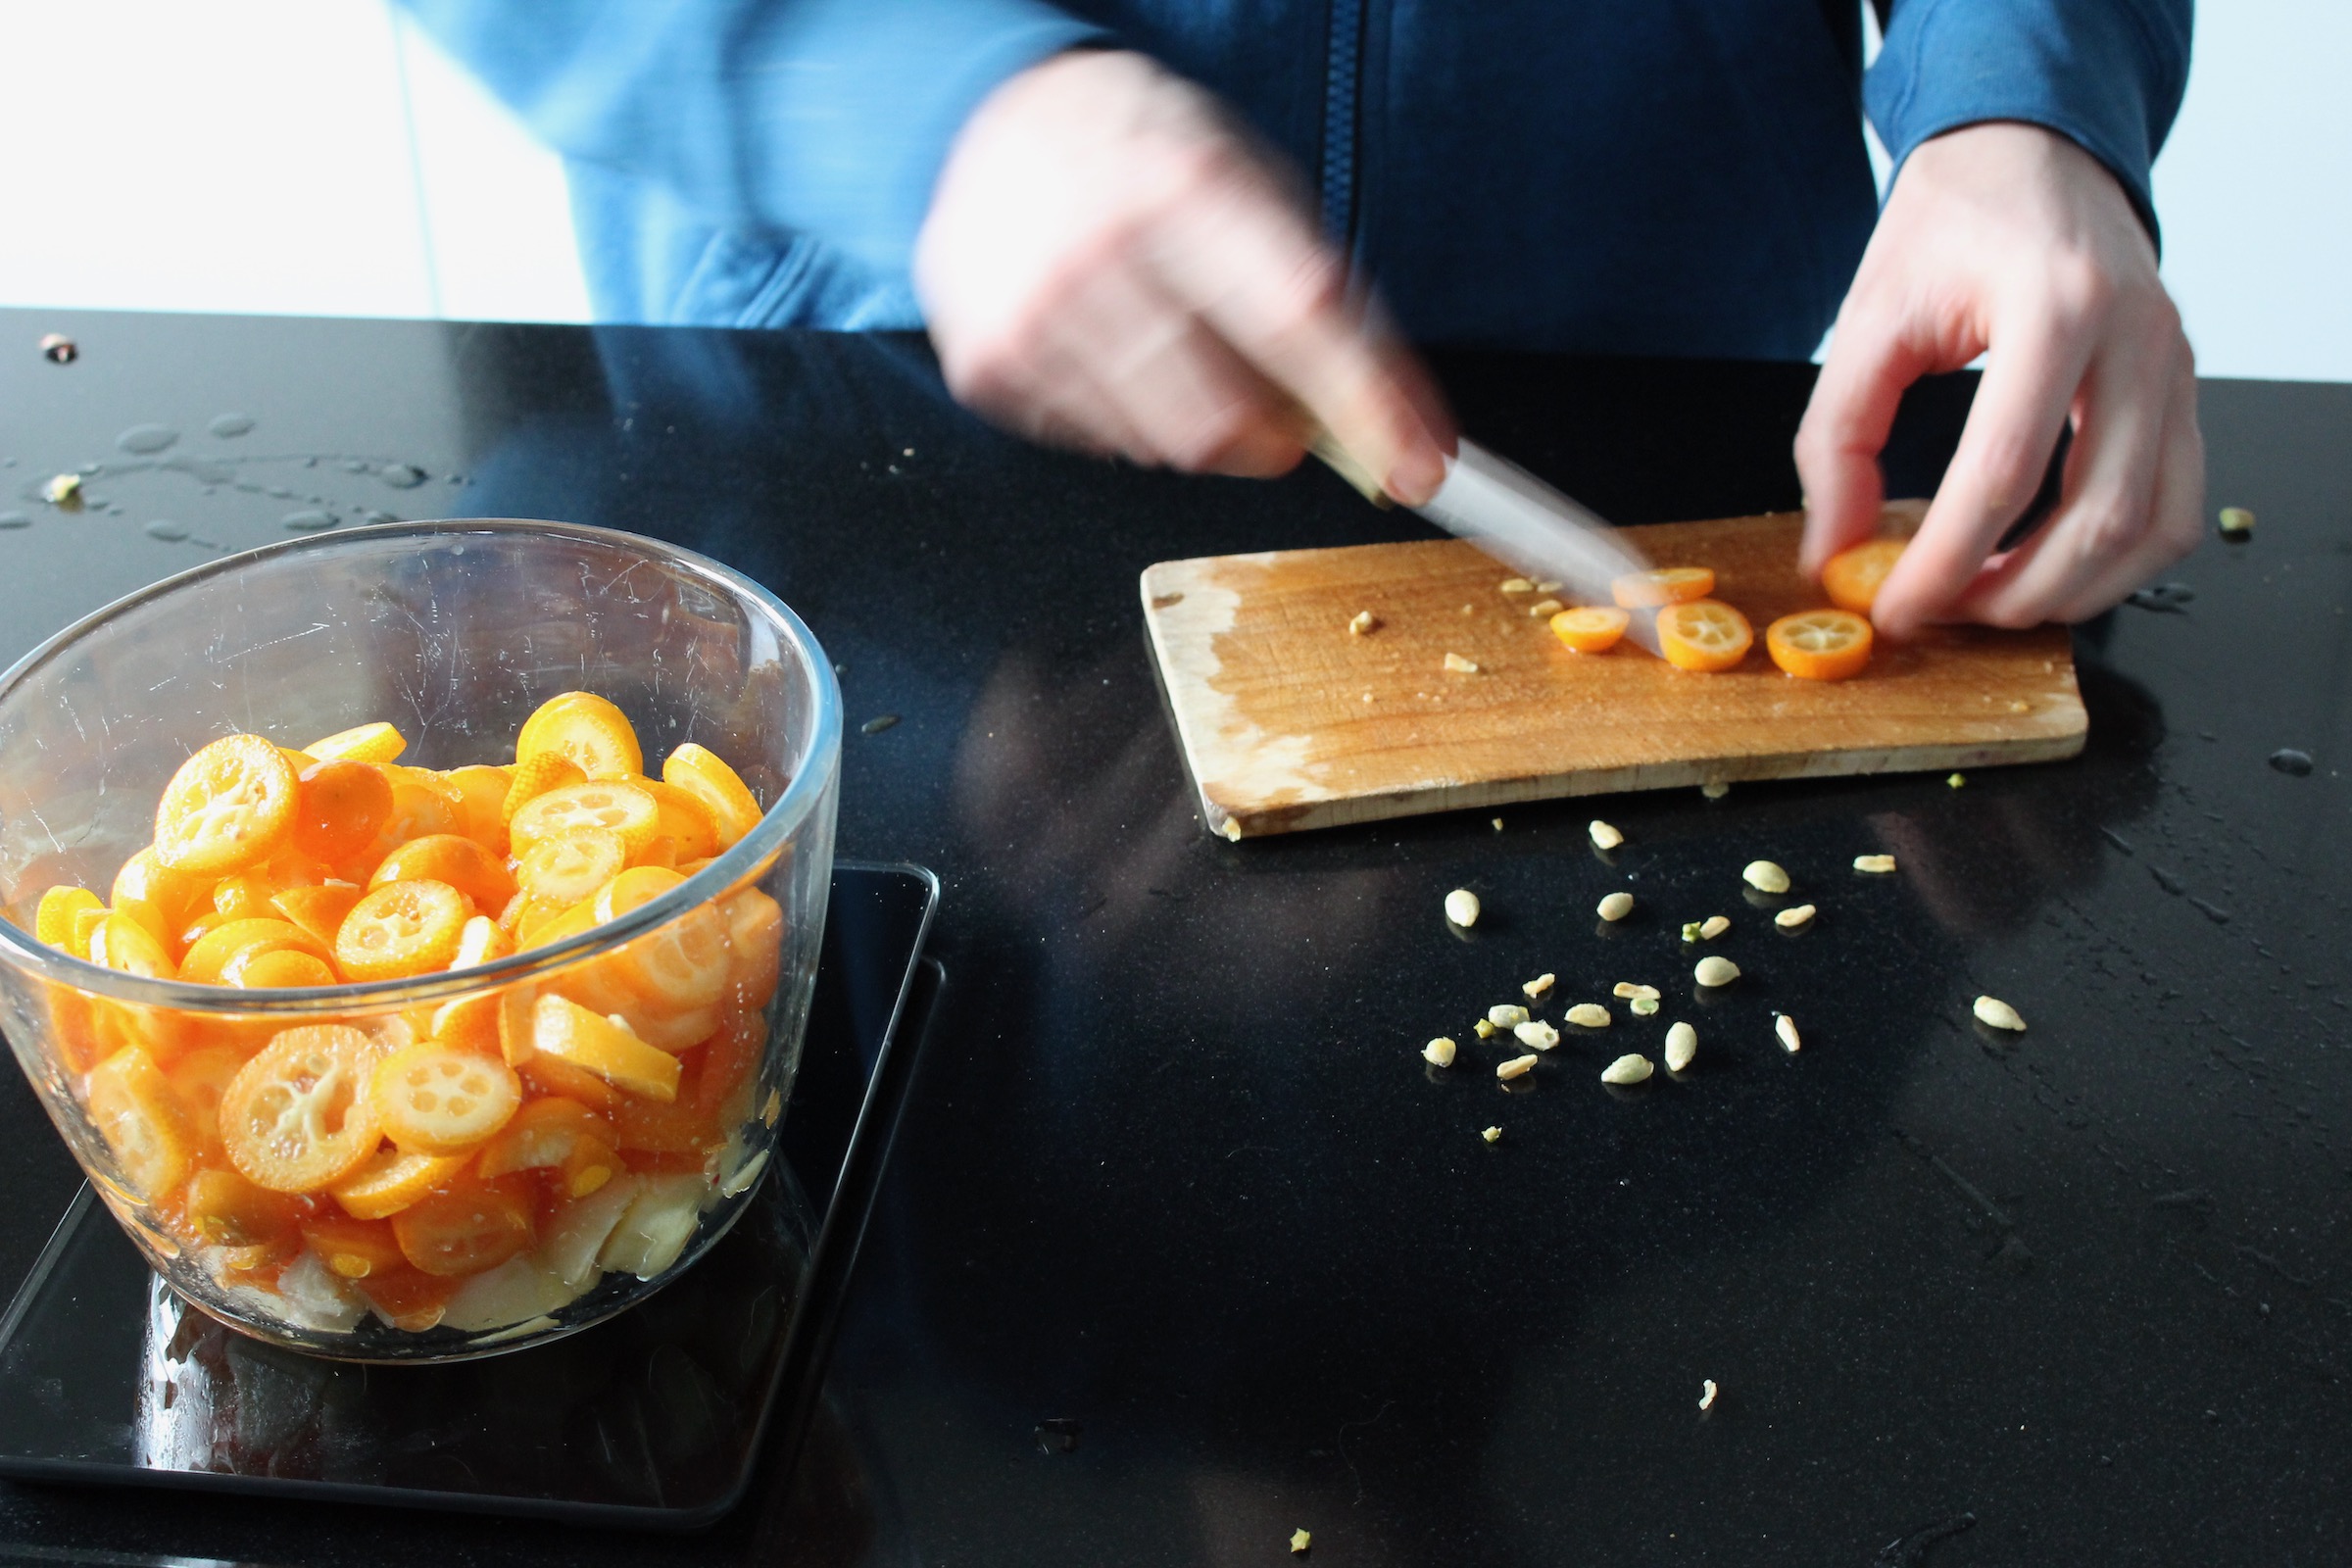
[1701,782,1730,800]
[1601,1054,1653,1086]
[2218,506,2255,537]
[1499,577,1534,593]
[38,333,75,364]
[1536,580,1562,594]
[1445,888,1481,927]
[1474,1019,1497,1039]
[1292,1528,1312,1554]
[1775,903,1817,930]
[1974,995,2027,1032]
[1699,915,1730,940]
[1488,1004,1530,1028]
[2271,749,2314,776]
[1947,772,1966,788]
[1589,819,1624,850]
[1348,610,1377,635]
[1497,1053,1538,1080]
[1444,652,1480,673]
[1565,1003,1611,1029]
[1694,956,1740,988]
[1423,1037,1457,1067]
[1460,604,1475,615]
[1482,1125,1502,1144]
[2009,699,2032,713]
[1665,1021,1696,1071]
[1596,891,1635,922]
[1742,859,1790,894]
[1514,1019,1559,1051]
[1611,982,1659,1001]
[1492,816,1505,830]
[1776,1013,1801,1053]
[1630,996,1659,1017]
[40,472,80,505]
[1523,972,1556,999]
[1699,1379,1718,1411]
[1528,597,1564,618]
[1853,854,1896,874]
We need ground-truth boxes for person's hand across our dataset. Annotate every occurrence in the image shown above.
[914,49,1453,504]
[1794,122,2204,637]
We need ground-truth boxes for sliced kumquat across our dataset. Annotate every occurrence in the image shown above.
[355,1265,461,1332]
[496,984,539,1067]
[520,1051,626,1112]
[594,865,686,925]
[35,886,104,955]
[695,1007,767,1120]
[181,917,327,986]
[291,758,394,862]
[346,774,462,879]
[723,888,784,1010]
[71,906,111,957]
[85,1045,196,1200]
[1610,566,1717,610]
[1655,599,1755,673]
[166,1045,247,1153]
[1821,536,1908,615]
[331,1146,468,1220]
[509,780,662,858]
[501,752,586,830]
[611,1096,723,1156]
[270,881,365,951]
[299,1213,405,1279]
[391,1171,536,1277]
[438,763,515,852]
[1766,609,1875,681]
[335,879,470,981]
[474,1096,610,1179]
[602,1001,719,1054]
[112,849,210,953]
[514,828,628,908]
[89,911,178,980]
[176,909,229,954]
[518,896,599,953]
[530,995,681,1102]
[559,1138,622,1199]
[635,779,719,862]
[180,1166,306,1248]
[220,1024,384,1193]
[609,902,731,1013]
[370,832,517,913]
[516,692,644,781]
[449,913,514,971]
[302,720,407,766]
[225,947,339,989]
[662,744,762,850]
[374,1040,521,1156]
[154,734,299,875]
[1548,605,1632,655]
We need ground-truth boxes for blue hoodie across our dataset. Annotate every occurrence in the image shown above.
[398,0,2190,360]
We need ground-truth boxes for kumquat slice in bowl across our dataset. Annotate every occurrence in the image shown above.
[0,520,839,1360]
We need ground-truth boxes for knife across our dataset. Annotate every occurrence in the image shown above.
[1308,432,1657,647]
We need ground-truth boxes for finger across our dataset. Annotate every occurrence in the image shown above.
[1793,303,1935,575]
[1871,321,2092,639]
[2043,362,2203,622]
[1946,322,2172,628]
[1073,263,1306,476]
[1147,169,1453,504]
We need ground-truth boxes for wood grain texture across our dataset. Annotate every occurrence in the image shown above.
[1142,506,2085,840]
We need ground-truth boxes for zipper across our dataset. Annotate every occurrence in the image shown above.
[1320,0,1366,250]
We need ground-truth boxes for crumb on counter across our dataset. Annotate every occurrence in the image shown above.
[1444,652,1480,673]
[1445,888,1481,927]
[1496,1054,1538,1081]
[1589,819,1624,850]
[1423,1037,1457,1067]
[2219,506,2255,536]
[1348,610,1378,636]
[1474,1019,1497,1039]
[1482,1125,1502,1144]
[1514,1019,1559,1051]
[1292,1528,1312,1554]
[1701,781,1730,800]
[1523,972,1556,999]
[1499,577,1534,593]
[1853,854,1896,874]
[1947,772,1966,788]
[1699,1379,1718,1411]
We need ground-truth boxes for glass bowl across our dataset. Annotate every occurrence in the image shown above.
[0,519,840,1360]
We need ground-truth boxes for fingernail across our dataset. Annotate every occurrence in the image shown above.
[1387,450,1446,509]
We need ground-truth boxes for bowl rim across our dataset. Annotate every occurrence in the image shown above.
[0,516,843,1012]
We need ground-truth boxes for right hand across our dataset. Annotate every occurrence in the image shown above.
[914,49,1454,505]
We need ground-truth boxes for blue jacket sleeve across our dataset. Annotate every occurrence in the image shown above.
[1866,0,2192,242]
[395,0,1107,274]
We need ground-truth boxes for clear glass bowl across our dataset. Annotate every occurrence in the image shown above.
[0,519,840,1361]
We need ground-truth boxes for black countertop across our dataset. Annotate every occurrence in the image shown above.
[0,310,2346,1566]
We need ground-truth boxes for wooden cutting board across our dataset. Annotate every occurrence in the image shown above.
[1141,504,2085,840]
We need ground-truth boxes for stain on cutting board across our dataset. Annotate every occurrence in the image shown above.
[1142,505,2084,839]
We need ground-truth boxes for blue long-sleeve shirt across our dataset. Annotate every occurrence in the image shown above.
[398,0,2191,360]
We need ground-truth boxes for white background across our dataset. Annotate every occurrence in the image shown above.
[0,1,2342,382]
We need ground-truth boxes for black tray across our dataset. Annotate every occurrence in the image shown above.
[0,859,939,1529]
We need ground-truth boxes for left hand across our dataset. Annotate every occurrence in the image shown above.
[1794,122,2205,638]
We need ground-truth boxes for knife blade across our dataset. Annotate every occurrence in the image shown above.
[1308,433,1655,647]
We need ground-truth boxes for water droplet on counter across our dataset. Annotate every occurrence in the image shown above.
[342,459,369,474]
[362,511,399,526]
[207,414,255,438]
[0,512,29,530]
[116,424,177,455]
[380,464,426,489]
[2271,749,2315,777]
[143,519,188,541]
[280,511,333,531]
